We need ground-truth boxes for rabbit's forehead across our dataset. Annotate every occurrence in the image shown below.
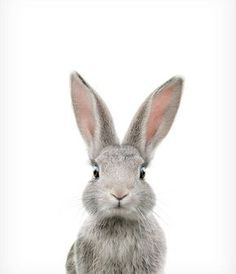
[96,145,144,168]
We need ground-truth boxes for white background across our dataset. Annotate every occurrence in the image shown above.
[1,1,235,274]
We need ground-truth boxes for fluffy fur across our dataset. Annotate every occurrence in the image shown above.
[66,72,183,274]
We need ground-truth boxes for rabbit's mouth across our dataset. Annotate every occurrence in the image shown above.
[106,204,138,220]
[117,201,121,208]
[113,203,124,210]
[113,200,128,210]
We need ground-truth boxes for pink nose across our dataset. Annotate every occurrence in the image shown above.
[111,192,129,201]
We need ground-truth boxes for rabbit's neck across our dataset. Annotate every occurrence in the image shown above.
[81,214,155,239]
[96,216,140,232]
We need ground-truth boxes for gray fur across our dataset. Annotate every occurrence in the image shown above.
[67,73,183,274]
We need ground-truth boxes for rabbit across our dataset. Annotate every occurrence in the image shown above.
[66,71,183,274]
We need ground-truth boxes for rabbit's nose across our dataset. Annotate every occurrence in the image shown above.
[111,192,129,201]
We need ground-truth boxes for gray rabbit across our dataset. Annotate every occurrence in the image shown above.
[66,72,183,274]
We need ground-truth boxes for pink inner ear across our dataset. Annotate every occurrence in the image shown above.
[72,80,95,141]
[79,91,95,140]
[146,85,173,143]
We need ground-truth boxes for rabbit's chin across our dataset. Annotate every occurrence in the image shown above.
[98,206,141,221]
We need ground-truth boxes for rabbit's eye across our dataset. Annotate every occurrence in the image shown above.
[140,166,146,180]
[93,165,99,179]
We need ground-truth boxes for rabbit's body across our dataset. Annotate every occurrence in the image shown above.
[67,214,166,274]
[67,72,183,274]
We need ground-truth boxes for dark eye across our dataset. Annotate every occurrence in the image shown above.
[140,166,146,180]
[93,165,99,179]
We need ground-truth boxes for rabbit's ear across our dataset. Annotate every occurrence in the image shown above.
[71,72,119,159]
[123,77,183,162]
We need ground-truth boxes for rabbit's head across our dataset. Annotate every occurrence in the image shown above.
[71,72,183,221]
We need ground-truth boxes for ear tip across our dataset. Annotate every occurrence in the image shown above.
[167,76,184,93]
[170,76,184,86]
[70,71,91,91]
[156,76,184,96]
[70,71,80,81]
